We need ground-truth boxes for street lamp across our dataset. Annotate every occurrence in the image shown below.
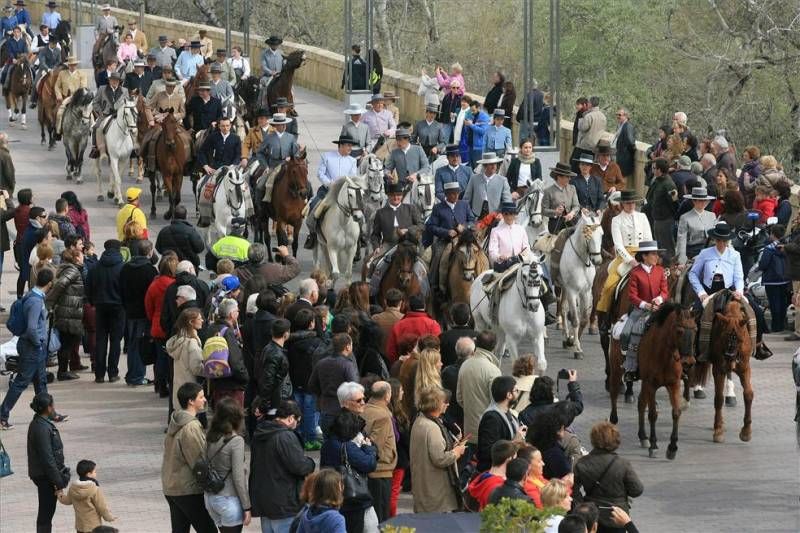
[522,0,560,152]
[343,0,373,111]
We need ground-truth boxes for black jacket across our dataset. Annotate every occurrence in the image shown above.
[484,83,503,114]
[124,71,154,96]
[519,381,584,428]
[160,272,210,336]
[155,219,205,268]
[255,341,290,410]
[249,419,315,519]
[204,321,249,391]
[439,327,476,368]
[506,159,542,190]
[119,255,158,319]
[615,121,637,176]
[242,310,278,376]
[441,360,464,429]
[477,409,516,472]
[285,329,327,391]
[27,414,69,488]
[85,248,124,307]
[488,479,533,506]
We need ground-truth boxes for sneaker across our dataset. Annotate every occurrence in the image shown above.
[57,372,80,381]
[127,378,153,386]
[303,441,322,451]
[0,419,14,430]
[51,413,69,423]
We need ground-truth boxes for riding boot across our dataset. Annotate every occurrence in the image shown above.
[89,128,99,159]
[304,233,317,250]
[624,370,639,383]
[541,282,558,326]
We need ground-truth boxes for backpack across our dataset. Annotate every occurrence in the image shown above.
[7,292,36,337]
[179,434,231,494]
[202,326,232,379]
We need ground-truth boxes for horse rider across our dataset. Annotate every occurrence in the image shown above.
[96,58,118,88]
[141,79,186,177]
[41,1,60,31]
[260,35,284,88]
[384,127,429,186]
[228,45,250,84]
[572,153,605,213]
[304,133,358,250]
[94,3,117,38]
[425,181,475,289]
[10,0,30,38]
[206,217,250,271]
[213,48,236,85]
[488,201,531,272]
[31,22,50,53]
[185,80,222,131]
[596,189,652,318]
[340,103,369,150]
[150,35,176,69]
[463,152,512,220]
[193,28,213,59]
[1,25,28,100]
[434,143,472,201]
[209,63,234,110]
[124,59,151,95]
[30,31,59,109]
[542,162,581,234]
[621,240,669,382]
[272,97,298,137]
[175,40,204,86]
[412,103,446,162]
[362,93,396,142]
[676,186,716,266]
[255,112,299,170]
[0,6,18,46]
[198,115,242,177]
[144,52,161,79]
[54,55,87,137]
[370,182,423,256]
[484,109,513,158]
[89,71,128,159]
[126,18,147,56]
[146,63,184,102]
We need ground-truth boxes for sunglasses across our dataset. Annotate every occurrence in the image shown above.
[352,397,366,404]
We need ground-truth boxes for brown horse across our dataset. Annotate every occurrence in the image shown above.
[154,110,188,220]
[37,64,64,149]
[184,63,210,102]
[263,153,308,260]
[589,202,622,333]
[92,30,119,74]
[128,92,150,183]
[444,230,489,308]
[266,50,305,111]
[707,297,754,444]
[4,56,32,127]
[378,238,424,309]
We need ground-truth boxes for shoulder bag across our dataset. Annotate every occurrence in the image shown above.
[337,443,371,504]
[0,437,12,477]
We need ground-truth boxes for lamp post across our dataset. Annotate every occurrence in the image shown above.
[343,0,373,110]
[242,0,250,57]
[522,0,560,153]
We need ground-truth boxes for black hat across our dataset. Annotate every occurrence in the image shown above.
[387,182,404,194]
[549,162,576,178]
[231,217,247,227]
[190,41,201,49]
[16,0,26,6]
[265,35,282,45]
[619,190,640,203]
[500,201,517,214]
[445,144,460,156]
[216,48,227,55]
[271,96,293,108]
[333,134,357,146]
[708,222,733,240]
[47,1,57,7]
[158,35,168,42]
[255,108,270,118]
[573,154,595,166]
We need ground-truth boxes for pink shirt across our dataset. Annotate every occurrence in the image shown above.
[436,71,465,96]
[488,221,530,264]
[117,42,138,63]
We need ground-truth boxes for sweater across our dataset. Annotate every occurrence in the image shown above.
[307,353,359,415]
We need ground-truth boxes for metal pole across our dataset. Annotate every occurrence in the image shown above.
[523,0,533,130]
[242,0,250,57]
[365,0,372,92]
[344,0,352,91]
[139,2,145,33]
[552,0,561,150]
[224,0,231,53]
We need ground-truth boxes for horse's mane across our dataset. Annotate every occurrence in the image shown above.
[396,237,418,263]
[284,50,304,70]
[457,228,478,247]
[650,301,681,326]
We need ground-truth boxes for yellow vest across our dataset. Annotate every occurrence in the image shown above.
[211,236,250,262]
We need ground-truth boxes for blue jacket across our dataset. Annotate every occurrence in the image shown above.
[434,164,472,201]
[4,36,28,60]
[758,242,789,285]
[0,15,18,34]
[319,438,377,476]
[776,198,791,226]
[484,124,512,152]
[571,175,605,211]
[198,130,242,169]
[297,505,347,533]
[20,222,40,282]
[425,200,475,242]
[20,289,47,350]
[467,111,490,151]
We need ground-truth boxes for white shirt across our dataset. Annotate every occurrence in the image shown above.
[518,163,532,184]
[610,210,652,263]
[317,151,358,186]
[221,133,230,143]
[389,204,401,227]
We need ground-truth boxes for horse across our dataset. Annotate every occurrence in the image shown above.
[52,20,72,61]
[36,64,64,149]
[470,253,547,371]
[262,152,309,261]
[184,63,210,102]
[264,50,305,111]
[4,56,32,128]
[61,87,93,184]
[515,179,546,244]
[92,28,119,74]
[403,171,436,221]
[94,98,138,205]
[128,92,150,183]
[236,76,260,127]
[378,237,425,309]
[555,213,603,359]
[153,109,188,220]
[444,229,489,308]
[203,164,255,246]
[314,175,367,284]
[359,153,386,258]
[589,200,623,334]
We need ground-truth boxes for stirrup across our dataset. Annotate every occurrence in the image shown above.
[303,234,316,250]
[624,370,639,383]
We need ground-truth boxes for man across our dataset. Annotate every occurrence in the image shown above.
[30,33,59,108]
[54,56,88,136]
[115,186,148,241]
[141,79,186,177]
[542,162,580,234]
[434,144,472,200]
[124,59,153,96]
[307,333,359,435]
[155,205,205,267]
[370,182,423,254]
[240,108,270,165]
[466,439,516,510]
[0,132,15,194]
[591,139,625,193]
[250,399,315,533]
[426,181,475,287]
[49,198,75,241]
[175,41,204,84]
[342,43,367,90]
[2,26,28,101]
[572,154,604,212]
[575,96,607,160]
[162,382,217,533]
[159,260,210,338]
[484,109,512,158]
[670,155,695,198]
[145,52,162,79]
[13,1,31,38]
[198,116,241,176]
[385,294,441,361]
[41,1,60,31]
[371,288,404,353]
[95,58,117,88]
[363,93,396,141]
[119,239,157,386]
[0,6,17,40]
[384,127,429,184]
[700,153,718,195]
[205,298,249,407]
[31,23,50,52]
[271,96,299,136]
[255,112,299,170]
[90,71,127,158]
[18,206,46,299]
[146,63,185,102]
[412,103,446,161]
[439,303,476,368]
[477,376,524,472]
[237,244,300,305]
[516,79,545,142]
[0,270,55,429]
[94,3,117,37]
[488,458,534,506]
[340,103,370,150]
[441,325,473,431]
[209,62,233,104]
[260,35,284,81]
[151,35,176,69]
[125,17,147,55]
[255,319,291,410]
[488,201,530,272]
[783,230,800,341]
[193,28,212,59]
[645,158,678,263]
[596,190,652,316]
[85,239,126,383]
[185,81,222,131]
[713,135,736,177]
[213,48,236,84]
[285,278,318,324]
[463,152,512,219]
[457,333,501,448]
[613,108,636,181]
[304,133,358,249]
[572,503,599,533]
[207,218,250,270]
[285,308,326,448]
[361,381,398,522]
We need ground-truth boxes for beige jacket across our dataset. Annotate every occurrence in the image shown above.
[162,409,207,496]
[361,400,398,478]
[54,69,88,100]
[409,415,460,513]
[456,348,501,444]
[147,90,186,123]
[57,479,114,532]
[165,334,205,409]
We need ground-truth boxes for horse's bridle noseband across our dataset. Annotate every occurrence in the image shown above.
[518,260,542,312]
[338,181,365,220]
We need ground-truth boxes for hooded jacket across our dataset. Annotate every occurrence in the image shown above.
[488,479,534,506]
[249,419,316,519]
[120,255,158,319]
[161,409,206,496]
[286,329,328,391]
[144,274,176,339]
[85,248,124,307]
[165,335,205,409]
[297,505,347,533]
[57,478,115,532]
[47,261,85,335]
[155,219,206,267]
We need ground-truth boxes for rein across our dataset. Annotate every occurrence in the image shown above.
[569,224,602,267]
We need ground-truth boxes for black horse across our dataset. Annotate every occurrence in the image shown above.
[52,20,72,61]
[235,76,260,127]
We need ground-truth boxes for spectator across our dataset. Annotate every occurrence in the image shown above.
[738,146,761,205]
[155,205,205,268]
[320,410,379,533]
[753,186,777,225]
[712,136,736,177]
[119,239,158,385]
[718,190,749,230]
[558,515,588,533]
[286,308,327,449]
[591,140,625,194]
[307,333,359,435]
[457,332,501,448]
[644,158,678,263]
[355,317,389,380]
[115,187,148,241]
[237,244,299,305]
[144,252,178,397]
[757,155,789,195]
[61,191,90,240]
[441,330,473,430]
[390,332,418,379]
[484,71,505,114]
[575,96,607,158]
[57,459,117,533]
[499,81,516,130]
[386,294,441,362]
[360,381,398,521]
[477,375,525,472]
[165,309,205,414]
[774,180,792,226]
[160,260,211,341]
[286,278,319,325]
[439,302,476,367]
[466,439,516,511]
[541,479,573,533]
[760,225,791,332]
[613,108,636,182]
[413,347,443,413]
[206,298,250,408]
[387,379,409,518]
[517,444,546,508]
[527,410,571,480]
[783,228,800,341]
[47,247,86,381]
[85,239,126,383]
[255,318,292,412]
[573,422,643,533]
[162,382,217,533]
[29,233,56,284]
[18,205,46,298]
[512,355,537,413]
[572,502,599,533]
[608,507,641,533]
[242,289,279,426]
[409,386,466,513]
[519,372,583,428]
[371,288,404,353]
[50,197,76,240]
[488,457,534,505]
[296,469,347,533]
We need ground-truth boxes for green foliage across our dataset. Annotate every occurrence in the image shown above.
[381,526,416,533]
[480,498,566,533]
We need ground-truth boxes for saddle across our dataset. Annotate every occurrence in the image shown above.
[481,263,522,322]
[544,227,576,287]
[697,291,757,361]
[257,165,282,203]
[367,245,430,299]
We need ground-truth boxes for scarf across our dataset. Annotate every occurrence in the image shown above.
[425,413,462,506]
[518,154,536,165]
[483,401,519,439]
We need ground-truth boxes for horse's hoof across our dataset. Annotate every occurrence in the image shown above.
[680,398,690,410]
[163,211,172,221]
[97,195,104,202]
[566,337,575,347]
[640,439,650,449]
[573,351,583,360]
[725,396,736,407]
[65,174,72,181]
[648,448,657,458]
[693,389,707,400]
[666,447,677,461]
[739,428,751,442]
[76,177,83,185]
[609,413,618,425]
[624,393,635,404]
[150,209,157,217]
[713,431,725,443]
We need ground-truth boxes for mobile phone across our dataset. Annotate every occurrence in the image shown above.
[456,433,472,446]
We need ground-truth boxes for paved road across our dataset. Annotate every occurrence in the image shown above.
[0,86,799,533]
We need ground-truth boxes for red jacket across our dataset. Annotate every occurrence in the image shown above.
[13,204,30,244]
[467,472,504,511]
[753,197,777,224]
[385,311,441,362]
[144,275,175,339]
[628,264,669,309]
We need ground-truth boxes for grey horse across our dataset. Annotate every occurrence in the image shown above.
[62,87,93,183]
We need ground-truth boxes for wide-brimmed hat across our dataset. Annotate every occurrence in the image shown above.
[66,55,79,65]
[15,0,26,6]
[126,187,142,200]
[383,91,399,100]
[268,112,293,125]
[477,152,503,165]
[619,190,640,203]
[684,187,715,201]
[265,35,282,45]
[445,144,460,156]
[133,59,145,67]
[424,103,439,114]
[215,48,227,55]
[190,41,201,49]
[333,134,357,146]
[708,222,733,240]
[158,35,168,42]
[164,79,178,87]
[636,240,664,253]
[594,139,616,155]
[47,1,57,7]
[369,93,387,103]
[395,127,411,139]
[387,182,404,194]
[109,71,122,81]
[209,63,222,73]
[492,109,506,119]
[196,81,211,90]
[550,162,576,178]
[271,96,293,108]
[574,154,594,166]
[100,3,111,10]
[255,108,270,118]
[500,201,517,214]
[343,103,366,115]
[443,182,460,192]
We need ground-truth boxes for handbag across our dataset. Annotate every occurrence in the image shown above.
[0,437,12,477]
[337,443,371,504]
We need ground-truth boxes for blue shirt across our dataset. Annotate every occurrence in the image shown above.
[14,8,31,27]
[484,124,512,152]
[317,151,357,186]
[688,245,744,295]
[41,10,61,30]
[1,15,18,34]
[175,51,204,80]
[434,164,471,201]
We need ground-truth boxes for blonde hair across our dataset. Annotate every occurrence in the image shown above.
[414,348,442,408]
[760,155,778,170]
[36,242,54,263]
[216,258,235,275]
[451,62,462,73]
[541,478,569,507]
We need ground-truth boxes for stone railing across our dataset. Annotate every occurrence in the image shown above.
[29,0,649,193]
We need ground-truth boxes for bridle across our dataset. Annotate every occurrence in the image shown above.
[570,220,603,267]
[456,243,479,281]
[222,168,246,212]
[337,177,365,221]
[521,187,543,226]
[113,101,138,138]
[517,258,542,312]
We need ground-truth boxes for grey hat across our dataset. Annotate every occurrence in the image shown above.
[492,109,507,119]
[683,187,715,201]
[133,59,145,67]
[343,103,367,115]
[424,103,439,114]
[210,63,222,73]
[370,93,386,103]
[477,152,503,165]
[574,154,595,166]
[109,71,122,81]
[636,240,664,253]
[395,127,411,138]
[443,181,460,192]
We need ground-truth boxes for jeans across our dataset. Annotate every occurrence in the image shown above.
[293,390,320,444]
[125,318,150,383]
[34,477,58,533]
[260,516,293,533]
[95,304,125,380]
[165,494,218,533]
[0,340,47,421]
[204,493,244,527]
[765,284,790,332]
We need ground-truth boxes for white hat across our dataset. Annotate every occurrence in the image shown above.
[343,103,367,115]
[268,112,293,125]
[477,152,503,165]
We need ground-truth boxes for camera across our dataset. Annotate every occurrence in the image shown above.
[557,368,570,380]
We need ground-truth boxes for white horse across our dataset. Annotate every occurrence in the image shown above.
[206,164,257,248]
[470,253,548,371]
[555,212,604,359]
[359,153,386,256]
[315,175,367,284]
[94,98,137,206]
[403,171,436,221]
[516,179,546,244]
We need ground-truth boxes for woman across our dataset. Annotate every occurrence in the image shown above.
[30,242,55,287]
[512,355,537,413]
[333,287,353,315]
[682,133,699,162]
[348,282,371,314]
[27,392,70,533]
[645,126,670,184]
[498,81,516,130]
[418,68,441,108]
[13,188,33,297]
[387,379,409,518]
[297,469,348,533]
[757,155,789,195]
[145,252,179,398]
[775,180,792,226]
[483,71,504,114]
[409,386,466,513]
[711,168,735,216]
[717,190,750,230]
[436,63,465,96]
[505,138,542,197]
[117,32,137,63]
[739,146,761,207]
[319,410,379,533]
[204,398,251,533]
[356,318,389,379]
[165,309,206,412]
[227,45,250,83]
[517,444,546,508]
[527,410,571,480]
[47,247,86,380]
[541,478,572,533]
[413,347,442,412]
[453,95,472,162]
[574,422,643,533]
[61,191,90,240]
[676,187,716,265]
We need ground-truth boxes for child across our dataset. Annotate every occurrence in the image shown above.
[759,224,791,332]
[58,459,117,533]
[753,185,778,224]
